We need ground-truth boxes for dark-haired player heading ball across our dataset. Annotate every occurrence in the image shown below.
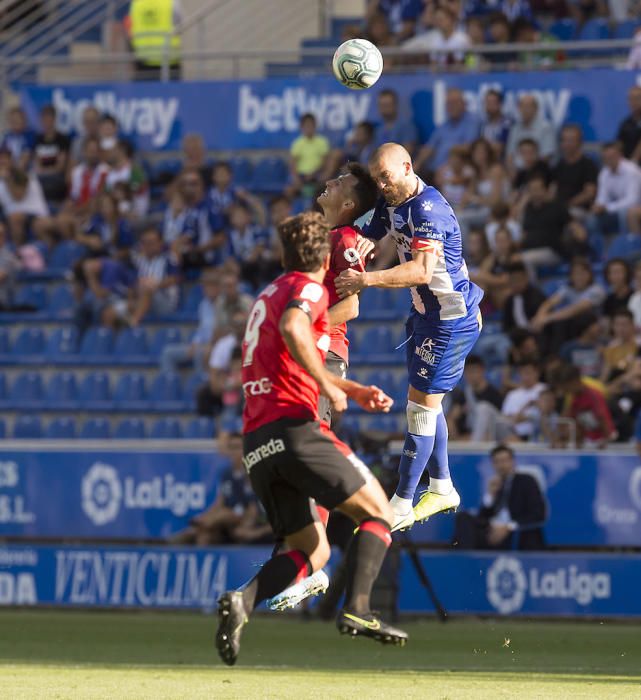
[265,162,380,611]
[215,212,408,666]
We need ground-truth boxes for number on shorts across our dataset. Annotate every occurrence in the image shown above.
[243,299,267,366]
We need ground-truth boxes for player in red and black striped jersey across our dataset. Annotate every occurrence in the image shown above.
[215,212,407,667]
[264,162,380,612]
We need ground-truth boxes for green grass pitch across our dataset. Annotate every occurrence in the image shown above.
[1,610,640,699]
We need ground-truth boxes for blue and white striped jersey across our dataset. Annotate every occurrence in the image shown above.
[363,177,483,320]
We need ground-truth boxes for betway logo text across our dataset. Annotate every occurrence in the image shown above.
[239,85,370,133]
[55,550,227,607]
[52,88,178,147]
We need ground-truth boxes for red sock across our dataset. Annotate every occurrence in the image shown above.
[316,505,330,528]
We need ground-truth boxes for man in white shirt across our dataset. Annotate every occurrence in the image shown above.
[590,141,641,236]
[501,360,547,441]
[402,6,469,65]
[0,167,53,246]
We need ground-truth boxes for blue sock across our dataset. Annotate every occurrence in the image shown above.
[429,409,450,481]
[396,432,435,499]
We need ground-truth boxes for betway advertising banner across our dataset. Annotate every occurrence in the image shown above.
[0,450,228,540]
[1,545,639,617]
[19,69,641,151]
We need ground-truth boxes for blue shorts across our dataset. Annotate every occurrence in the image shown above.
[405,307,481,395]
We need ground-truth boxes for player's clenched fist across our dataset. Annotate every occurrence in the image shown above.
[351,384,393,413]
[335,268,367,298]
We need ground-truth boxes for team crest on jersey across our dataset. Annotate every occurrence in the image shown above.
[343,247,360,265]
[415,338,436,365]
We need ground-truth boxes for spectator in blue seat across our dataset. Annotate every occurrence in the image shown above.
[33,104,70,204]
[366,0,424,42]
[160,268,220,373]
[373,89,418,154]
[324,121,378,179]
[75,256,137,332]
[208,161,238,221]
[171,433,272,546]
[590,141,641,237]
[164,168,224,269]
[530,256,606,352]
[502,261,547,335]
[1,106,36,171]
[480,89,512,157]
[402,5,471,65]
[550,124,598,216]
[453,444,546,550]
[506,94,557,172]
[214,268,254,337]
[414,88,481,176]
[182,133,212,186]
[603,258,633,321]
[559,313,604,378]
[0,167,53,247]
[69,105,100,166]
[226,200,279,290]
[129,227,180,326]
[484,13,519,67]
[76,191,134,261]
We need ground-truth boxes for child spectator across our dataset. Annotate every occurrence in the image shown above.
[485,201,521,249]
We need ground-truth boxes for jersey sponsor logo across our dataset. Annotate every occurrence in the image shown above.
[415,337,436,365]
[317,334,330,352]
[300,282,323,303]
[242,438,286,472]
[343,247,361,265]
[243,377,273,397]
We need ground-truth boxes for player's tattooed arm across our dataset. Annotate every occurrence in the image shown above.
[335,249,438,297]
[279,307,347,412]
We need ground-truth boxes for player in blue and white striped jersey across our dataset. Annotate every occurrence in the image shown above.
[336,143,483,532]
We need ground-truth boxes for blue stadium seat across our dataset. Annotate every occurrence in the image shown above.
[359,288,397,320]
[13,415,43,439]
[549,18,576,41]
[0,328,9,357]
[46,417,77,439]
[150,418,183,439]
[473,332,512,368]
[79,327,115,362]
[49,241,86,271]
[229,156,253,186]
[114,328,149,364]
[614,20,641,39]
[80,418,111,439]
[48,285,75,318]
[12,328,45,362]
[150,327,183,357]
[79,372,113,410]
[14,283,47,310]
[45,372,79,410]
[251,157,289,192]
[352,327,398,364]
[114,418,146,439]
[113,373,148,410]
[577,18,609,41]
[367,414,401,432]
[184,416,216,439]
[46,327,79,362]
[607,233,641,261]
[9,372,44,409]
[364,370,404,402]
[149,373,184,411]
[183,372,208,409]
[0,418,5,438]
[181,285,203,312]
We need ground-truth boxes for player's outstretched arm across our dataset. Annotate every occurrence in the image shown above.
[328,294,359,327]
[279,307,347,412]
[329,376,393,413]
[335,250,437,297]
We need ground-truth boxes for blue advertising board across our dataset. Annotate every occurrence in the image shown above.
[1,544,639,618]
[19,68,641,151]
[2,447,640,546]
[0,449,228,540]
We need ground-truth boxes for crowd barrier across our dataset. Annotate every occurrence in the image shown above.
[1,544,639,618]
[19,68,640,151]
[1,446,639,547]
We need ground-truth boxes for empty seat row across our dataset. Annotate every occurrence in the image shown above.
[0,327,186,364]
[548,18,640,41]
[4,415,216,440]
[0,371,207,411]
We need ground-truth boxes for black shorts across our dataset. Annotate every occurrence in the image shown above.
[318,350,348,426]
[243,417,371,538]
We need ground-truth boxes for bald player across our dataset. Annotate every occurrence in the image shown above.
[335,143,483,532]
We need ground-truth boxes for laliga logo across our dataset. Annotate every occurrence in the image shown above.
[82,463,122,526]
[486,556,527,615]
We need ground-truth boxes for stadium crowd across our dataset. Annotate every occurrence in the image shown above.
[2,46,641,448]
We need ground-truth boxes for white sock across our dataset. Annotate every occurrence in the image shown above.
[390,493,413,515]
[428,477,453,496]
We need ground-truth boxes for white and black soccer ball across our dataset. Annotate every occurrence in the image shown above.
[332,38,383,90]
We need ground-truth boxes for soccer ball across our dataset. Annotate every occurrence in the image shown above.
[332,38,383,90]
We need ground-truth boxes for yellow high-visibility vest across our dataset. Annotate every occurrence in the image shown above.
[130,0,181,66]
